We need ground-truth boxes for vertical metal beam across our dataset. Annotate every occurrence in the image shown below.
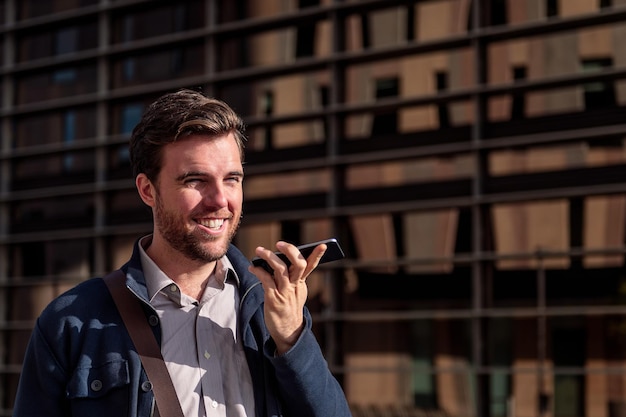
[93,0,111,275]
[0,0,14,241]
[325,0,346,379]
[204,0,217,97]
[0,0,16,410]
[471,0,488,416]
[536,255,547,417]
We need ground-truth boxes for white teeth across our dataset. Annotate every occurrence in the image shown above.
[199,219,224,229]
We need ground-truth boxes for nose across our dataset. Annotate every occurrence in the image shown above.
[203,182,228,209]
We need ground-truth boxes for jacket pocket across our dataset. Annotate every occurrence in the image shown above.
[67,359,131,415]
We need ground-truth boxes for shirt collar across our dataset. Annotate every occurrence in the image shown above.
[138,235,240,304]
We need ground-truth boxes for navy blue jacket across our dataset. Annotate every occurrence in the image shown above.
[13,240,352,417]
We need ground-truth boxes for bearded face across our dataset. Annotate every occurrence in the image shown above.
[153,190,241,263]
[140,133,245,265]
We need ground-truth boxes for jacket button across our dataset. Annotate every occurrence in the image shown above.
[148,315,159,326]
[90,380,103,392]
[141,381,153,392]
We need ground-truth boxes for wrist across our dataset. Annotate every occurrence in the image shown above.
[274,320,305,355]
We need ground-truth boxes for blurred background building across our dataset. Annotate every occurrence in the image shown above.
[1,0,626,416]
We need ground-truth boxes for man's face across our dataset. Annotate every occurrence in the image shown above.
[150,133,244,263]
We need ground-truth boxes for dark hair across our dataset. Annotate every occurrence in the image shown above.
[129,89,246,181]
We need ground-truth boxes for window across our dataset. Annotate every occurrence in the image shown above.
[16,63,96,104]
[107,144,132,180]
[111,42,204,88]
[123,58,135,81]
[436,72,450,128]
[55,27,78,55]
[295,0,319,58]
[547,0,558,18]
[511,66,527,120]
[12,150,95,190]
[121,104,144,134]
[371,78,399,135]
[13,107,96,148]
[17,0,99,20]
[63,110,76,171]
[106,189,150,225]
[551,319,585,417]
[489,319,512,417]
[490,0,507,26]
[10,196,94,233]
[319,85,330,140]
[111,0,204,44]
[12,242,45,278]
[360,12,371,49]
[601,0,612,9]
[261,90,274,150]
[406,3,415,41]
[17,21,98,62]
[53,68,77,84]
[412,321,436,408]
[582,58,615,110]
[110,103,141,168]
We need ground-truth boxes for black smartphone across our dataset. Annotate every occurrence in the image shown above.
[251,238,345,274]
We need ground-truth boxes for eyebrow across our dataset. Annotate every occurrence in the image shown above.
[176,170,244,182]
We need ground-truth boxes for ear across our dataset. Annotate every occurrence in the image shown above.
[136,173,156,208]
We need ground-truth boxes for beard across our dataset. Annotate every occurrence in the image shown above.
[154,196,240,263]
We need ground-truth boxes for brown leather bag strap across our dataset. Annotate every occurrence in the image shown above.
[103,270,184,417]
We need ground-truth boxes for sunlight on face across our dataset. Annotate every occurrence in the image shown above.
[152,133,244,263]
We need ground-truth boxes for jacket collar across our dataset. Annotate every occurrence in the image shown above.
[120,237,265,313]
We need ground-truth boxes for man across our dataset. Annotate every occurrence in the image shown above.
[13,89,352,417]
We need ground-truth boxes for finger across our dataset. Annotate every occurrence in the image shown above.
[268,242,303,287]
[274,241,305,265]
[253,245,291,289]
[302,243,327,278]
[249,264,276,289]
[249,246,282,288]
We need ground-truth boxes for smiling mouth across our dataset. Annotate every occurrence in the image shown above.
[197,218,226,230]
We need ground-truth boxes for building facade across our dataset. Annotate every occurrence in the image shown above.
[2,0,626,416]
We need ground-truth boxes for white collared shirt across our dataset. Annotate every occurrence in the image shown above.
[138,236,255,417]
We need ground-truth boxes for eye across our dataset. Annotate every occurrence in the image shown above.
[225,175,242,184]
[184,178,204,186]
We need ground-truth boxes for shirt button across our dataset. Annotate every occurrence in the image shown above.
[211,400,218,408]
[141,381,153,392]
[148,315,159,326]
[169,284,178,292]
[90,380,103,392]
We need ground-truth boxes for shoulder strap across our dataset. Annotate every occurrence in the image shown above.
[103,270,184,417]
